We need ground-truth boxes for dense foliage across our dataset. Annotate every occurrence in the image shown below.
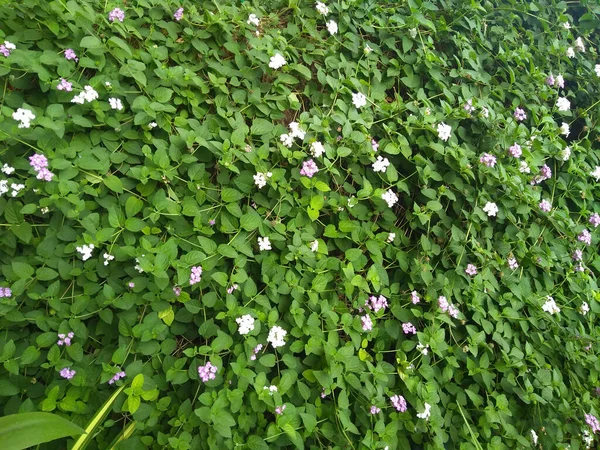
[1,0,600,448]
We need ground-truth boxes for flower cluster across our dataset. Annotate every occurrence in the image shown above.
[103,253,115,266]
[0,287,12,298]
[542,296,560,315]
[372,156,390,173]
[300,159,319,178]
[508,143,522,158]
[173,7,184,21]
[381,189,398,208]
[438,296,459,318]
[72,86,99,104]
[253,171,272,189]
[189,266,203,285]
[250,344,263,361]
[227,284,239,294]
[366,295,388,313]
[280,121,305,147]
[0,40,15,57]
[437,123,452,141]
[589,213,600,228]
[236,315,255,335]
[482,202,498,217]
[57,78,73,92]
[269,53,286,70]
[417,402,431,420]
[267,325,287,348]
[361,314,373,332]
[578,229,592,246]
[402,322,416,334]
[390,395,407,412]
[64,48,78,61]
[585,413,600,433]
[258,236,271,251]
[513,107,527,121]
[369,405,381,415]
[108,371,126,384]
[57,332,74,346]
[108,8,125,22]
[198,361,218,382]
[315,1,329,15]
[465,264,477,276]
[108,97,124,111]
[326,20,338,35]
[352,92,367,109]
[479,153,497,167]
[76,244,94,261]
[310,141,325,158]
[12,108,35,128]
[60,368,76,380]
[539,199,552,213]
[29,153,54,182]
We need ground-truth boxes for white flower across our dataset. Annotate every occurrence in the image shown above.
[560,146,571,161]
[149,122,157,129]
[326,20,338,35]
[437,122,452,141]
[310,141,325,158]
[591,166,600,181]
[280,133,294,147]
[595,65,600,77]
[352,92,367,108]
[315,2,329,15]
[4,41,15,50]
[381,189,398,208]
[372,156,390,173]
[263,385,278,394]
[482,202,498,217]
[566,47,575,58]
[10,183,24,196]
[580,302,590,315]
[258,236,272,251]
[563,21,571,29]
[267,325,287,348]
[134,255,145,273]
[40,207,49,214]
[253,172,268,189]
[76,244,95,261]
[108,97,123,111]
[416,403,431,420]
[236,315,256,335]
[310,240,319,252]
[542,296,560,315]
[364,44,373,54]
[387,233,395,243]
[530,430,538,445]
[105,81,112,87]
[103,253,115,266]
[12,108,35,128]
[575,37,585,52]
[72,85,98,104]
[269,53,287,70]
[288,122,305,140]
[556,74,565,88]
[480,106,489,118]
[0,180,8,196]
[556,97,570,111]
[519,161,531,173]
[1,164,15,175]
[560,122,570,137]
[247,14,260,27]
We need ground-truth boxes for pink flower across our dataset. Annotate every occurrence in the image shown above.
[108,371,126,384]
[128,282,135,288]
[390,395,407,412]
[546,74,555,86]
[57,332,74,346]
[465,264,477,276]
[514,107,527,121]
[64,49,78,61]
[585,413,600,433]
[410,291,420,304]
[275,405,286,415]
[29,153,48,171]
[173,286,181,296]
[508,143,522,158]
[57,78,73,92]
[539,199,552,212]
[300,159,319,178]
[0,287,12,298]
[173,7,184,21]
[572,249,583,261]
[190,265,203,285]
[589,213,600,228]
[108,8,125,22]
[60,368,76,379]
[438,296,450,312]
[402,322,416,334]
[479,153,497,167]
[366,295,388,313]
[369,405,381,415]
[508,257,519,270]
[250,344,263,361]
[197,361,218,382]
[36,168,54,182]
[578,229,592,246]
[361,314,373,332]
[371,139,379,152]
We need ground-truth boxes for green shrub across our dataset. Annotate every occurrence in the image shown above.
[0,0,599,449]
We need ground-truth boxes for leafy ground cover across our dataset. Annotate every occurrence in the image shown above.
[1,0,600,449]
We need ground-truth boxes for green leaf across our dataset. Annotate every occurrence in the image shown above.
[103,176,123,194]
[125,196,143,217]
[0,412,84,450]
[221,188,244,203]
[250,119,273,136]
[240,210,262,231]
[80,35,103,49]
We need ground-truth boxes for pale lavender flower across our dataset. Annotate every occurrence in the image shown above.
[508,143,522,158]
[57,78,73,92]
[275,405,286,415]
[300,159,319,178]
[60,368,76,379]
[410,291,420,304]
[370,405,381,415]
[127,282,135,288]
[0,41,15,58]
[198,361,218,382]
[190,265,202,285]
[585,413,600,433]
[209,219,216,226]
[465,264,477,276]
[578,229,592,246]
[514,107,527,121]
[250,344,263,361]
[539,199,552,212]
[572,249,583,261]
[108,371,126,384]
[371,139,379,152]
[589,213,600,228]
[546,74,555,86]
[108,8,125,22]
[227,284,239,294]
[479,153,497,167]
[57,332,74,346]
[402,322,416,334]
[36,168,54,182]
[0,287,12,298]
[173,7,184,21]
[361,314,373,332]
[64,49,78,61]
[390,395,407,412]
[366,295,388,313]
[438,296,449,312]
[29,154,48,171]
[556,74,565,89]
[173,286,181,297]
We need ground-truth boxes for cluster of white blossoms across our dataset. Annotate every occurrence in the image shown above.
[560,122,570,137]
[387,233,396,243]
[437,122,452,141]
[595,64,600,77]
[1,164,14,175]
[72,85,99,104]
[76,244,95,261]
[269,53,286,70]
[253,171,272,189]
[0,181,24,197]
[310,141,325,158]
[381,189,398,208]
[310,240,319,252]
[416,403,431,420]
[267,325,287,348]
[352,92,367,108]
[108,97,124,110]
[263,385,278,395]
[103,253,115,266]
[372,155,390,173]
[315,1,329,15]
[590,166,600,181]
[280,121,306,147]
[236,315,256,335]
[542,296,560,315]
[247,14,260,27]
[258,236,271,251]
[482,202,499,217]
[12,108,36,128]
[556,97,570,111]
[326,20,338,35]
